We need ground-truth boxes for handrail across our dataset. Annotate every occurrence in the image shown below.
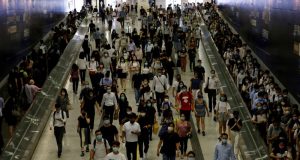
[0,15,90,160]
[199,18,269,160]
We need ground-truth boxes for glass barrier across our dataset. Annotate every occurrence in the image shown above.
[0,17,90,160]
[200,22,269,159]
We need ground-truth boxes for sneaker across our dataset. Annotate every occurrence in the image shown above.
[80,152,85,157]
[197,129,200,134]
[202,131,206,136]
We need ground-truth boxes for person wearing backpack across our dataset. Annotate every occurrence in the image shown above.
[50,104,67,158]
[90,130,110,160]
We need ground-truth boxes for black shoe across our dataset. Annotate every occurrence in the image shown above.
[80,152,85,157]
[58,153,61,158]
[86,147,89,152]
[213,116,217,122]
[197,129,200,134]
[202,131,206,136]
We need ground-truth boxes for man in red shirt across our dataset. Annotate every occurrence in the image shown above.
[176,85,194,121]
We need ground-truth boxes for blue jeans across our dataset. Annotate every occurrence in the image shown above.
[134,88,140,103]
[163,154,176,160]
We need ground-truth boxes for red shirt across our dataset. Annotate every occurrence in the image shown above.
[178,92,193,111]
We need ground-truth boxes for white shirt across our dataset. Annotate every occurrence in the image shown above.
[123,121,141,142]
[93,139,110,159]
[145,43,154,52]
[78,58,87,70]
[50,110,67,128]
[104,152,127,160]
[89,61,98,71]
[101,92,118,107]
[153,75,168,93]
[215,101,230,113]
[206,76,219,90]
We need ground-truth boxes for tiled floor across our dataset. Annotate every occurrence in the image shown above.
[32,13,222,160]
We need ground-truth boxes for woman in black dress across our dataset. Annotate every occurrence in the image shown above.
[4,97,18,138]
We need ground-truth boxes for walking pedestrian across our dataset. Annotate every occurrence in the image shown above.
[214,133,236,160]
[121,113,141,160]
[50,104,67,158]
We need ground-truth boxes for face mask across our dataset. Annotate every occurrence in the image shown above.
[104,120,110,125]
[96,135,102,141]
[198,95,203,98]
[127,111,132,115]
[120,96,125,101]
[147,103,151,107]
[220,97,225,101]
[141,113,146,117]
[277,108,281,112]
[180,117,185,121]
[182,89,187,92]
[222,139,227,144]
[293,117,298,121]
[167,127,174,132]
[105,54,108,57]
[107,90,111,93]
[164,99,168,102]
[112,147,119,153]
[91,58,95,61]
[187,158,195,160]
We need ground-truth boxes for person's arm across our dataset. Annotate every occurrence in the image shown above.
[156,139,163,156]
[101,94,105,108]
[113,94,118,110]
[95,101,101,115]
[114,126,119,142]
[214,145,219,160]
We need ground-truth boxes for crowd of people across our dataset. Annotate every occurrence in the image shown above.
[0,5,89,154]
[3,1,295,159]
[50,1,240,160]
[202,2,298,159]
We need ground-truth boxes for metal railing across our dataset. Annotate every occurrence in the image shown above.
[0,16,90,160]
[199,19,269,160]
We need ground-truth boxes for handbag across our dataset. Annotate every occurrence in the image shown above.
[153,121,159,135]
[204,77,209,93]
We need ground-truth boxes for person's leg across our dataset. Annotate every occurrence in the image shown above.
[138,138,144,158]
[183,137,188,155]
[207,92,213,112]
[148,126,153,140]
[196,116,200,132]
[144,137,149,154]
[212,90,217,111]
[132,142,138,160]
[125,142,131,160]
[179,137,184,155]
[89,114,95,131]
[57,127,64,156]
[134,88,140,104]
[201,117,206,133]
[109,107,115,124]
[72,79,76,93]
[156,92,163,116]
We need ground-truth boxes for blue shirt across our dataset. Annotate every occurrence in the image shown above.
[214,142,236,160]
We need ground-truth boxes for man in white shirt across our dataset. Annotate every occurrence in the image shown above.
[50,104,67,158]
[122,113,141,160]
[204,70,220,112]
[104,141,126,160]
[101,87,118,124]
[152,69,169,116]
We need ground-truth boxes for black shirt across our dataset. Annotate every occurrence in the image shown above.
[132,74,142,89]
[160,132,180,156]
[137,116,150,138]
[194,65,205,80]
[227,118,242,132]
[78,116,89,128]
[100,125,118,145]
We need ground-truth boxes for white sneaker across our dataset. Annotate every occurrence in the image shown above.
[144,153,147,159]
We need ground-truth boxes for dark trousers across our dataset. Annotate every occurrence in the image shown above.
[207,89,217,112]
[168,71,174,86]
[88,113,95,130]
[79,69,86,83]
[54,126,64,156]
[180,110,191,121]
[104,105,115,124]
[155,92,165,115]
[95,39,100,49]
[148,126,153,140]
[126,141,138,160]
[179,136,188,155]
[189,58,195,71]
[72,78,79,93]
[138,137,149,158]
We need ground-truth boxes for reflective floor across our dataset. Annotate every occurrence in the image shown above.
[31,14,222,160]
